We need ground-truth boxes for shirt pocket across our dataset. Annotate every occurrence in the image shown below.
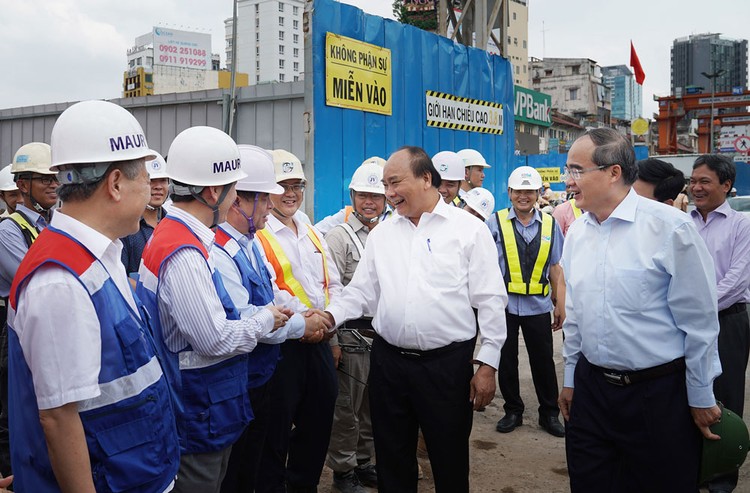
[608,268,645,311]
[424,252,463,290]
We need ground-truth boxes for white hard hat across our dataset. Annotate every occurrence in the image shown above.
[271,149,306,183]
[457,148,491,168]
[463,187,495,220]
[146,150,169,180]
[349,161,385,194]
[508,166,542,190]
[0,166,18,192]
[236,145,284,194]
[432,151,465,181]
[51,100,155,170]
[361,156,387,168]
[167,126,246,189]
[12,143,55,176]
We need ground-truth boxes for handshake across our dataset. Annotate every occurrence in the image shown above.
[267,306,336,344]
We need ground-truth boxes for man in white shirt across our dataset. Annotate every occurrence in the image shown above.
[325,146,508,493]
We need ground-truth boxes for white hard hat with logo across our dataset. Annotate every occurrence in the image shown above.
[12,143,55,176]
[167,126,246,188]
[236,145,284,194]
[508,166,542,190]
[432,151,465,181]
[361,156,387,168]
[51,100,155,170]
[463,187,495,220]
[349,161,385,194]
[458,148,491,168]
[146,151,169,180]
[271,149,306,183]
[0,166,18,192]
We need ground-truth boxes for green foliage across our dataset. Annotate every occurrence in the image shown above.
[392,0,438,31]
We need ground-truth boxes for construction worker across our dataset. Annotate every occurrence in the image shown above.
[462,187,495,222]
[255,149,342,493]
[315,156,388,234]
[0,167,21,218]
[7,100,180,492]
[136,127,292,493]
[121,150,170,276]
[457,148,491,199]
[489,166,566,438]
[434,150,466,206]
[215,145,328,493]
[324,160,386,493]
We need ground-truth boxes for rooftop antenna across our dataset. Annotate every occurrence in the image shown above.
[541,20,549,58]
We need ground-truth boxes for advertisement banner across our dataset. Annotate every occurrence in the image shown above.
[153,27,211,70]
[325,33,392,115]
[514,86,552,127]
[425,91,503,134]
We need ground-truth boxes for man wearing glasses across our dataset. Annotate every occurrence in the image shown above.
[558,128,722,492]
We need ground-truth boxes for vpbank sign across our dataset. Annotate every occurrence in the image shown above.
[514,86,552,127]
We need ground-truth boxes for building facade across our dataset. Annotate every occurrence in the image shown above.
[601,65,642,121]
[505,0,529,88]
[225,0,305,84]
[671,33,748,95]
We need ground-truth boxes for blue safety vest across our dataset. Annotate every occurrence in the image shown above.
[8,227,179,493]
[214,227,279,389]
[136,216,252,455]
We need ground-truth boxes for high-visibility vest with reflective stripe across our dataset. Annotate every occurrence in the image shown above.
[7,211,40,247]
[136,216,250,455]
[256,226,330,308]
[8,227,179,493]
[452,195,466,207]
[344,205,353,222]
[214,227,279,389]
[570,199,582,219]
[495,208,554,296]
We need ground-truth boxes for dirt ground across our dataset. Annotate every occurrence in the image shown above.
[319,330,750,492]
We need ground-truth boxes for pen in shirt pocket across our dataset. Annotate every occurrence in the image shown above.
[427,238,432,253]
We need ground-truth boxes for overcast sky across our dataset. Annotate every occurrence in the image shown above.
[0,0,746,118]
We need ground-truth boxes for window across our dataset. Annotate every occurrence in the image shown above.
[294,75,299,81]
[293,48,299,58]
[515,65,519,74]
[507,36,511,44]
[293,6,299,15]
[255,18,259,28]
[523,40,527,49]
[136,57,142,66]
[279,59,285,69]
[279,16,284,26]
[256,75,260,82]
[146,56,153,66]
[129,59,135,68]
[256,46,260,56]
[293,62,299,71]
[145,74,153,83]
[513,37,517,46]
[569,87,579,100]
[545,69,553,76]
[278,2,284,11]
[293,34,299,44]
[512,12,516,20]
[280,73,285,81]
[256,32,260,41]
[523,65,526,73]
[256,61,260,70]
[279,45,285,55]
[293,20,299,30]
[279,31,284,40]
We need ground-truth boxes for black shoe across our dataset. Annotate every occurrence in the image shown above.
[354,463,377,488]
[495,413,523,433]
[538,415,565,437]
[332,470,366,493]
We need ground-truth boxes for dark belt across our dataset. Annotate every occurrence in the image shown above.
[375,335,471,359]
[590,357,686,386]
[345,317,376,339]
[719,302,747,318]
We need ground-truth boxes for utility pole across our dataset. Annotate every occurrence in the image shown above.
[701,68,726,153]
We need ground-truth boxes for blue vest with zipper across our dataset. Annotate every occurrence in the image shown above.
[214,226,279,389]
[136,216,252,455]
[8,227,179,493]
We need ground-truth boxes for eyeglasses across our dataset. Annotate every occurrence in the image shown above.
[31,175,59,186]
[279,183,305,193]
[561,164,613,181]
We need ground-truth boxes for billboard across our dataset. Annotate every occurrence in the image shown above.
[153,27,211,70]
[514,86,551,127]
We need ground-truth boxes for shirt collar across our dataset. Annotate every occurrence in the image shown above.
[167,206,215,249]
[266,212,307,236]
[507,207,542,224]
[689,199,732,222]
[346,212,367,232]
[582,187,638,226]
[219,221,250,246]
[50,210,118,260]
[392,193,448,224]
[15,204,43,226]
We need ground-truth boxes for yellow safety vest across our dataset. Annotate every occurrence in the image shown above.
[570,199,582,219]
[495,208,554,296]
[8,212,40,247]
[452,195,466,207]
[256,227,330,308]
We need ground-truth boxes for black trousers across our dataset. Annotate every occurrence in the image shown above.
[256,340,337,493]
[369,337,474,493]
[708,306,750,491]
[566,356,701,493]
[498,311,560,417]
[220,381,272,493]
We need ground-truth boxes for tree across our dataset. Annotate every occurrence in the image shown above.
[392,0,438,32]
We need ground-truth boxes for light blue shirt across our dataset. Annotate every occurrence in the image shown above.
[0,204,47,297]
[211,222,305,343]
[561,189,721,408]
[486,207,564,316]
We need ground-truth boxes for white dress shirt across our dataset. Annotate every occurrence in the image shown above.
[155,207,273,355]
[326,195,508,368]
[11,211,138,410]
[211,222,305,343]
[561,189,721,408]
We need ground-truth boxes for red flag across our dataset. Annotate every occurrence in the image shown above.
[630,41,645,85]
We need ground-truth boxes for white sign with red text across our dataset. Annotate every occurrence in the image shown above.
[153,27,211,70]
